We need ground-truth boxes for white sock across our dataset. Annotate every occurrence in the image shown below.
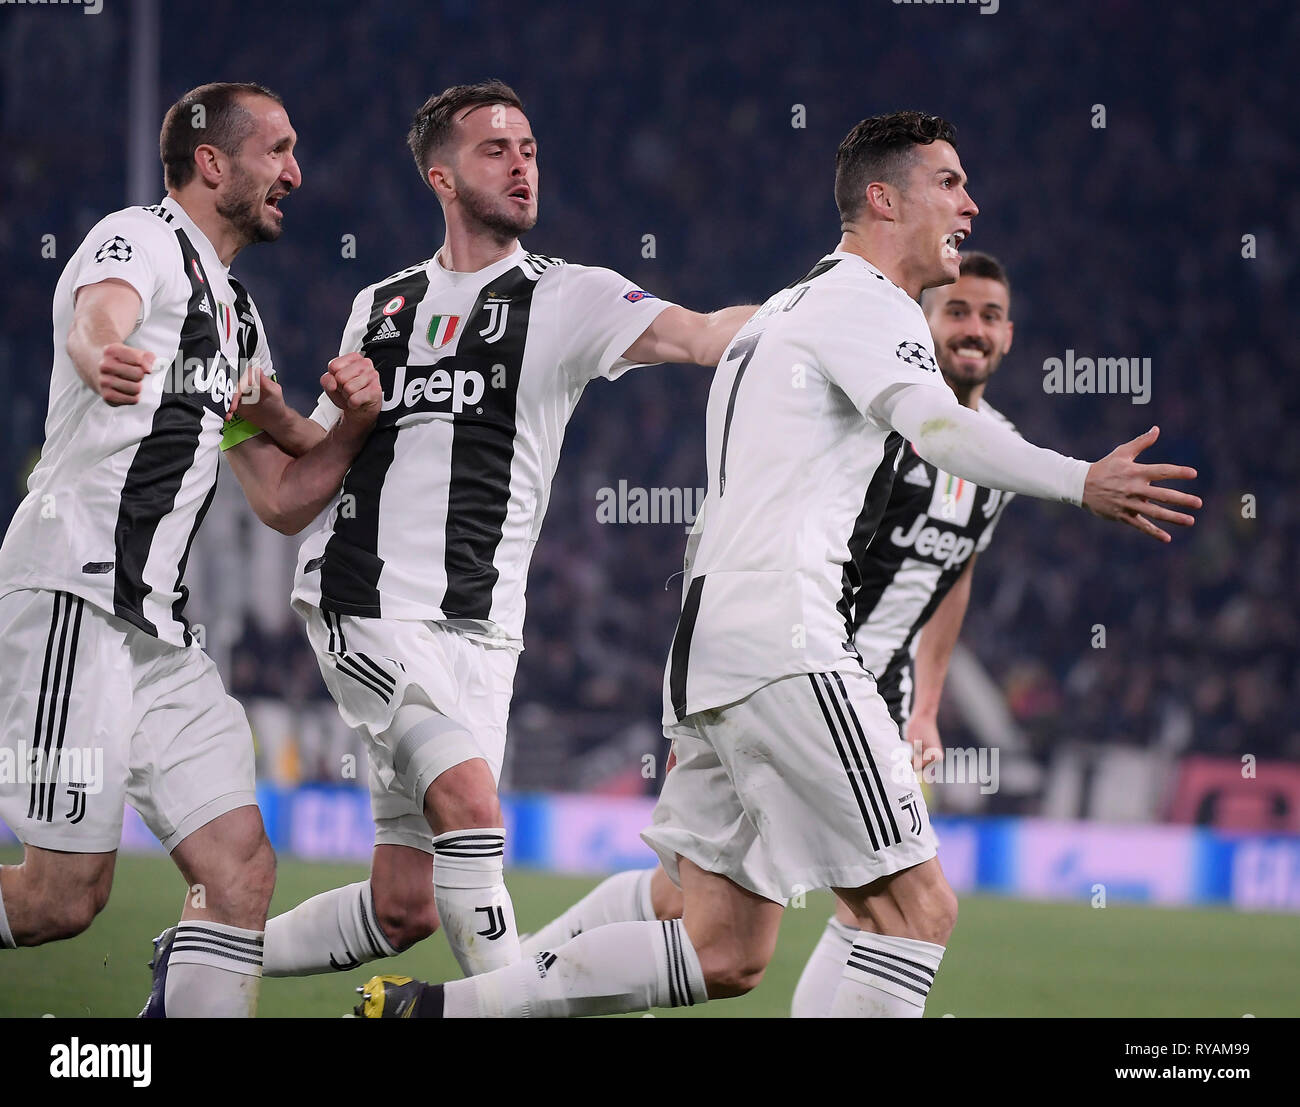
[0,870,15,948]
[165,921,264,1017]
[829,931,945,1018]
[520,869,655,958]
[444,919,706,1018]
[432,828,519,976]
[791,915,857,1018]
[263,880,399,977]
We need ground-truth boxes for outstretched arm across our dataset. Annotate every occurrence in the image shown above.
[882,385,1201,541]
[224,353,380,535]
[622,304,757,367]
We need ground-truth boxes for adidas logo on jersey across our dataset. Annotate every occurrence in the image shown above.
[903,465,932,487]
[369,316,400,342]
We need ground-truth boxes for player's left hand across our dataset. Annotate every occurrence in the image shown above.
[906,714,943,775]
[323,353,382,425]
[1082,426,1201,542]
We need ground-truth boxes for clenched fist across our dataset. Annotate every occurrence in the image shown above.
[93,342,156,406]
[322,352,382,426]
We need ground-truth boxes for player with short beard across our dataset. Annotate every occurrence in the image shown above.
[197,80,757,987]
[356,111,1200,1019]
[0,82,383,1020]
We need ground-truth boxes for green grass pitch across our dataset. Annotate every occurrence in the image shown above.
[2,849,1297,1017]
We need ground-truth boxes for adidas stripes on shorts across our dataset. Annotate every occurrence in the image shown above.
[295,600,518,855]
[643,662,937,904]
[0,588,256,853]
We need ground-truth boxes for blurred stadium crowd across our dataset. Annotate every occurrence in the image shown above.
[2,2,1295,808]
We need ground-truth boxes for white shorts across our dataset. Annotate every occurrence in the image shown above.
[0,589,256,853]
[642,664,937,904]
[296,601,518,855]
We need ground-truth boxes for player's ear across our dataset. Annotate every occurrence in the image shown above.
[427,162,454,200]
[865,181,895,219]
[193,144,225,188]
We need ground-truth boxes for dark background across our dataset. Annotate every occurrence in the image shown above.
[2,0,1295,798]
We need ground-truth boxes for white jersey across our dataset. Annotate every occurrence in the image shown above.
[663,251,956,722]
[292,245,673,646]
[0,196,272,647]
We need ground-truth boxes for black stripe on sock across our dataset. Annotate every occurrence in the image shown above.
[849,949,934,988]
[358,887,387,959]
[661,922,680,1007]
[668,920,694,1007]
[177,924,264,948]
[846,956,930,997]
[170,941,265,969]
[856,945,937,981]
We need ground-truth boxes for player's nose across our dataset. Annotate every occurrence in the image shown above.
[282,154,303,190]
[960,188,978,218]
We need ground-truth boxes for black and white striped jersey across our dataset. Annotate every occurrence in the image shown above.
[0,196,273,647]
[663,251,957,723]
[852,401,1017,720]
[291,245,672,645]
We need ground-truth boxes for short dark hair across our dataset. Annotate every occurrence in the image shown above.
[922,249,1012,313]
[958,250,1010,294]
[834,111,957,222]
[407,80,526,186]
[160,82,282,190]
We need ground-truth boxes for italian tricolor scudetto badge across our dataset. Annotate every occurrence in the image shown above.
[428,315,460,348]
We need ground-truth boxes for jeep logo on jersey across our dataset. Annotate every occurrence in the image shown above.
[152,354,238,416]
[380,361,487,418]
[890,515,975,572]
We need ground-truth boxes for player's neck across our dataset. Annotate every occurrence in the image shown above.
[169,190,244,268]
[834,229,920,300]
[437,219,519,274]
[950,380,985,410]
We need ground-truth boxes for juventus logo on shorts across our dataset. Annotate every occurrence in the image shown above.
[475,904,508,940]
[899,793,923,836]
[65,783,87,825]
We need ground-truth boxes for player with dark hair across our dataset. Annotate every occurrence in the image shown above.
[356,110,1199,1018]
[201,80,757,984]
[514,250,1023,1006]
[0,82,383,1018]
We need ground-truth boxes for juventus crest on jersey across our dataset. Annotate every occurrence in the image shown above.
[0,196,273,647]
[852,401,1018,710]
[292,245,672,645]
